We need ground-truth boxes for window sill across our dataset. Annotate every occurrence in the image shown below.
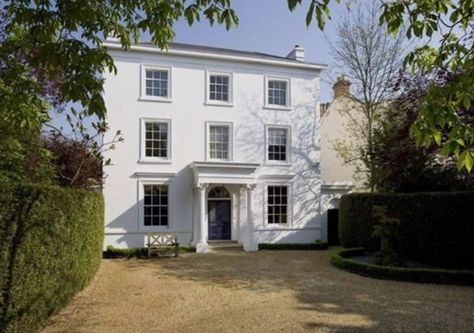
[260,223,291,230]
[138,96,173,103]
[263,105,292,111]
[264,162,291,167]
[140,225,170,232]
[204,101,234,107]
[138,159,173,165]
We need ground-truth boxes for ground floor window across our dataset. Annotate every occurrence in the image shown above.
[143,184,168,226]
[267,185,288,224]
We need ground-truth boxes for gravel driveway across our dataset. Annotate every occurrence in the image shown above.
[43,250,474,333]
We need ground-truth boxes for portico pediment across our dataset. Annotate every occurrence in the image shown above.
[190,161,260,185]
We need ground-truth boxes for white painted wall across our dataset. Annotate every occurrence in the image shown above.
[103,45,324,249]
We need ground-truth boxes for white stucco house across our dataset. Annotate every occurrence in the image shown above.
[102,40,343,252]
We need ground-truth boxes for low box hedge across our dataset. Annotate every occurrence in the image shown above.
[0,182,104,333]
[331,248,474,285]
[258,241,328,251]
[103,245,196,258]
[339,192,474,270]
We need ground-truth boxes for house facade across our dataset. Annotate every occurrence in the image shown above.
[102,40,328,252]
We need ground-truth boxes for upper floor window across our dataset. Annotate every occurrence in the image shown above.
[141,119,171,162]
[143,184,168,226]
[207,72,233,105]
[267,185,288,224]
[267,127,289,162]
[141,65,172,102]
[266,77,290,108]
[207,123,232,160]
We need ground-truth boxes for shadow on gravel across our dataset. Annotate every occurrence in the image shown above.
[123,250,474,332]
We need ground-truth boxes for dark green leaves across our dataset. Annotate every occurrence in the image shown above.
[379,0,474,172]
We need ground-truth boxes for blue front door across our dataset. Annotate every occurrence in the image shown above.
[208,200,231,240]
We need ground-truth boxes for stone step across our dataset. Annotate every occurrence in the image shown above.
[208,241,244,252]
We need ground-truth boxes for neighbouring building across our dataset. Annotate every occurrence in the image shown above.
[102,40,345,252]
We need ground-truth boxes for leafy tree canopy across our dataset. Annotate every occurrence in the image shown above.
[379,0,474,171]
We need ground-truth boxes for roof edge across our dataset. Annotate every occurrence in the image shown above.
[104,42,327,72]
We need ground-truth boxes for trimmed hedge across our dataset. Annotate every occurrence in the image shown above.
[331,248,474,285]
[103,245,196,258]
[258,241,328,251]
[0,182,104,333]
[339,192,474,270]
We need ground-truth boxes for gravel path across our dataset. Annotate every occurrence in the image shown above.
[43,250,474,333]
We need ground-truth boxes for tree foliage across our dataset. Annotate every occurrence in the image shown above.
[379,0,474,171]
[373,70,474,192]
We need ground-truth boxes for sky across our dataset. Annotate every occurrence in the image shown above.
[169,0,342,103]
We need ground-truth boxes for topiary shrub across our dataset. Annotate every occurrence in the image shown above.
[339,192,474,270]
[0,181,104,333]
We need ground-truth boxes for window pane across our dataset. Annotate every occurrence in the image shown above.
[143,185,169,226]
[144,121,168,158]
[268,128,288,161]
[268,80,288,106]
[209,74,230,102]
[145,69,169,98]
[267,186,288,224]
[209,125,230,160]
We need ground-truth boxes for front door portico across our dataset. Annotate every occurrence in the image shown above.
[190,161,260,253]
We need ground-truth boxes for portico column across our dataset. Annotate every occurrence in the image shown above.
[196,183,210,253]
[244,183,258,252]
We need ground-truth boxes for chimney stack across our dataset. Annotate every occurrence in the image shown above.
[333,75,351,99]
[286,45,305,62]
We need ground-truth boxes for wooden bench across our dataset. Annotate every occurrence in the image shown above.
[147,233,179,258]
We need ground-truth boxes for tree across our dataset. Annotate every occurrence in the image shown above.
[373,70,474,192]
[379,0,474,172]
[329,2,406,192]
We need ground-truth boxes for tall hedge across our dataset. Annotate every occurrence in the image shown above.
[0,182,104,333]
[339,192,474,270]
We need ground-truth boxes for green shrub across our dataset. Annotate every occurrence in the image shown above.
[339,192,474,270]
[258,241,328,251]
[0,181,104,333]
[331,248,474,285]
[103,245,196,258]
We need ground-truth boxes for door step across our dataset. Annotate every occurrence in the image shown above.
[208,241,243,252]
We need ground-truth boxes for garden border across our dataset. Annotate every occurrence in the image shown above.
[258,242,328,251]
[103,245,196,258]
[331,248,474,286]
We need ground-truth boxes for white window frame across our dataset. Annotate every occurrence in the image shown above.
[264,76,291,110]
[140,64,172,102]
[137,177,173,232]
[205,71,233,106]
[205,121,233,161]
[265,125,291,165]
[139,118,172,164]
[263,182,293,228]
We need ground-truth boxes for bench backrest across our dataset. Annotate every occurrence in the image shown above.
[147,233,178,246]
